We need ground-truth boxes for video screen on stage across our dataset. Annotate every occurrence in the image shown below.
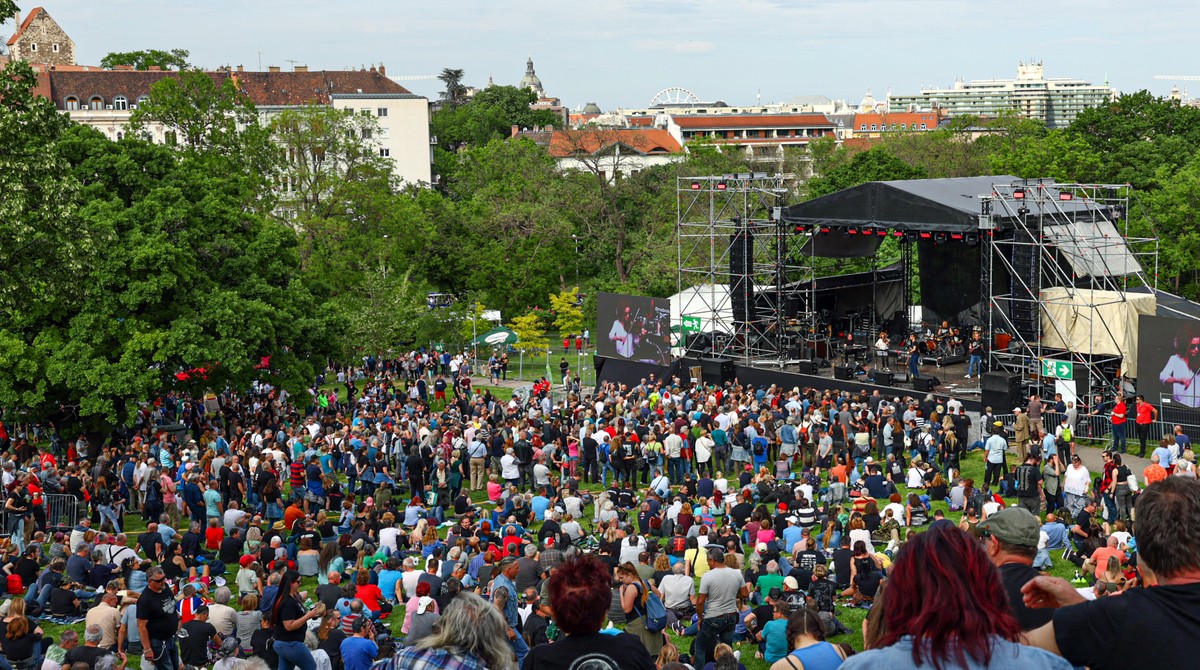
[1137,315,1200,410]
[595,292,673,365]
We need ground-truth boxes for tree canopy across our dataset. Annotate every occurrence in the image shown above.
[99,48,191,71]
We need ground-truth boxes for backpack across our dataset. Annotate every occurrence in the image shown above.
[6,573,23,595]
[643,585,668,633]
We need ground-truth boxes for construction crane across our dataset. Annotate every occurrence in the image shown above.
[1154,75,1200,81]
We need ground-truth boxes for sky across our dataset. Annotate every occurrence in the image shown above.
[10,0,1198,111]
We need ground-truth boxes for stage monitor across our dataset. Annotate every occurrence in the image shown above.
[1137,315,1200,411]
[595,292,672,365]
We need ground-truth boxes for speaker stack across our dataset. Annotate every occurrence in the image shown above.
[872,370,894,386]
[796,360,818,375]
[912,374,941,392]
[981,371,1023,412]
[834,365,854,381]
[699,357,737,386]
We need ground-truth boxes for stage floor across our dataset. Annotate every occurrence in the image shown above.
[763,356,982,399]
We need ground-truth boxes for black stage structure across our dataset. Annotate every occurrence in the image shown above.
[650,176,1159,409]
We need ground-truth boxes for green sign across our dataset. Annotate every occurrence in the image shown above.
[681,316,703,333]
[1041,358,1073,380]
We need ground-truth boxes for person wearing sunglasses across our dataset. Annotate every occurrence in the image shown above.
[136,566,180,670]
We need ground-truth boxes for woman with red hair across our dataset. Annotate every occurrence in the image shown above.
[522,555,655,669]
[842,525,1072,670]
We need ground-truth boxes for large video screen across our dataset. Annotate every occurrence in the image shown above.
[1137,315,1200,409]
[595,292,672,365]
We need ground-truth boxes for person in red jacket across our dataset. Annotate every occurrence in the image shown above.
[1135,395,1158,458]
[1110,397,1127,454]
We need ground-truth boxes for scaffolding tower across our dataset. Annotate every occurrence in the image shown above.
[981,180,1159,397]
[677,174,806,364]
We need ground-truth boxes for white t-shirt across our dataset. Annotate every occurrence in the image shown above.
[1063,465,1090,496]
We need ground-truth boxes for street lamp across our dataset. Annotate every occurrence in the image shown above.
[572,234,580,280]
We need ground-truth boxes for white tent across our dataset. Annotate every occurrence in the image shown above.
[1039,287,1156,377]
[669,283,736,335]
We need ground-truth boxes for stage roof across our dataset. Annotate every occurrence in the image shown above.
[782,176,1021,233]
[1127,287,1200,321]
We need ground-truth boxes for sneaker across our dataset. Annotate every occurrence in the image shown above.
[964,375,972,379]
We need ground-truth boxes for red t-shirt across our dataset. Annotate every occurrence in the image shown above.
[1111,401,1127,425]
[205,527,224,550]
[1136,402,1155,425]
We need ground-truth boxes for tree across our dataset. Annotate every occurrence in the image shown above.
[438,68,467,106]
[131,69,264,156]
[100,48,190,71]
[805,146,927,199]
[548,289,583,336]
[430,85,560,184]
[509,311,548,351]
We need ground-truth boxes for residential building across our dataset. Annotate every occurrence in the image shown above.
[887,61,1114,129]
[663,113,837,161]
[6,6,75,67]
[846,111,941,138]
[36,64,432,184]
[517,127,683,182]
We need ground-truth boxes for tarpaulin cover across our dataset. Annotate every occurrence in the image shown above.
[1038,287,1156,377]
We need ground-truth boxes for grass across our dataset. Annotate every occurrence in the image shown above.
[26,442,1087,670]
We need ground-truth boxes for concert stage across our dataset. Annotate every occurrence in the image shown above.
[595,353,985,412]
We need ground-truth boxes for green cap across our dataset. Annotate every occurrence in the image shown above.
[978,507,1040,547]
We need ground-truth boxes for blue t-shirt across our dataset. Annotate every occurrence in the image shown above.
[763,618,790,663]
[203,488,222,517]
[531,495,551,521]
[340,636,379,670]
[377,569,403,602]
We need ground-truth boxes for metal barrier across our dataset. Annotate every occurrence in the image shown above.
[990,410,1200,449]
[42,494,81,531]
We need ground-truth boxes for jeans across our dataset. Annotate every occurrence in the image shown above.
[967,354,981,377]
[599,462,616,488]
[509,630,529,667]
[147,638,180,670]
[909,353,919,377]
[273,640,316,670]
[1111,423,1126,453]
[694,612,738,669]
[99,504,122,532]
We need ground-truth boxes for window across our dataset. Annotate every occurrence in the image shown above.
[29,43,37,52]
[52,43,59,53]
[379,148,390,158]
[377,108,388,117]
[113,96,128,111]
[870,124,877,131]
[64,96,79,110]
[361,128,372,140]
[136,96,150,106]
[859,124,867,131]
[89,96,104,109]
[920,123,927,130]
[165,131,177,145]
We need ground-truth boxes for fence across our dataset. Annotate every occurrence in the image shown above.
[990,410,1200,449]
[1,493,81,542]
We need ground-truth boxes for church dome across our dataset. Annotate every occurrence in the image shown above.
[520,57,543,95]
[582,102,602,114]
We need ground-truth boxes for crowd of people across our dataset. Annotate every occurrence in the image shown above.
[0,352,1198,670]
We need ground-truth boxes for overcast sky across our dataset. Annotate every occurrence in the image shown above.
[13,0,1196,111]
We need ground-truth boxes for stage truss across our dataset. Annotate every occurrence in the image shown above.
[677,174,806,364]
[981,181,1159,397]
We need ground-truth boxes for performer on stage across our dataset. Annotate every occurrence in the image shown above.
[907,334,921,378]
[874,332,891,372]
[1159,323,1200,408]
[966,331,984,379]
[608,306,636,358]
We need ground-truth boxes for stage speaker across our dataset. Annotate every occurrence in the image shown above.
[912,374,940,392]
[784,294,802,318]
[834,365,854,380]
[796,360,818,375]
[982,371,1022,401]
[685,332,714,357]
[699,357,736,386]
[891,371,910,385]
[730,229,756,325]
[872,370,894,386]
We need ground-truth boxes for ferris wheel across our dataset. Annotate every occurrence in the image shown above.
[650,87,700,106]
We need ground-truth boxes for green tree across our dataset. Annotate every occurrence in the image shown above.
[100,48,191,71]
[805,146,927,199]
[549,289,583,336]
[131,69,266,158]
[509,311,548,351]
[430,85,559,183]
[986,129,1103,182]
[438,68,467,106]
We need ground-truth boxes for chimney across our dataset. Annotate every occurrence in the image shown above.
[369,65,376,74]
[268,65,281,73]
[511,125,519,137]
[546,124,554,132]
[236,65,244,72]
[147,65,162,71]
[378,63,386,76]
[294,65,308,73]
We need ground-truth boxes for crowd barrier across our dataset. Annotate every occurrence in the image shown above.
[1,493,80,542]
[990,410,1200,449]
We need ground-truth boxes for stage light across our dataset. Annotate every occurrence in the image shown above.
[905,231,919,243]
[794,224,809,233]
[875,229,888,237]
[819,227,831,235]
[1013,188,1026,200]
[716,181,728,191]
[965,232,980,246]
[950,233,964,241]
[1059,192,1074,201]
[919,232,932,240]
[846,227,859,235]
[690,181,701,190]
[934,232,948,245]
[891,230,905,237]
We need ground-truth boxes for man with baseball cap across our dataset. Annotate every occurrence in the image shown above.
[979,507,1050,631]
